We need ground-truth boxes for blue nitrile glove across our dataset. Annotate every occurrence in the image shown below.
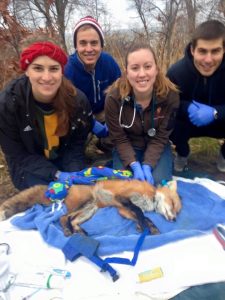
[142,164,154,185]
[187,101,199,118]
[130,161,145,181]
[188,100,215,127]
[92,120,109,138]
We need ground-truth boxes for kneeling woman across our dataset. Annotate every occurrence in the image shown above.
[0,41,99,190]
[105,42,179,185]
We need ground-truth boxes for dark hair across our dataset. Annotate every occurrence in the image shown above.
[191,20,225,49]
[107,41,178,99]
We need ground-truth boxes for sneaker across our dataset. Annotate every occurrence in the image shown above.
[217,152,225,172]
[174,154,188,172]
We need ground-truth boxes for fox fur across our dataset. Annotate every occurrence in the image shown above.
[0,180,181,236]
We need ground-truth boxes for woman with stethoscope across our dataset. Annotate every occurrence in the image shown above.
[105,42,179,185]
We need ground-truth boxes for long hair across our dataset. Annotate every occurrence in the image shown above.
[19,36,76,137]
[52,77,77,136]
[107,42,178,100]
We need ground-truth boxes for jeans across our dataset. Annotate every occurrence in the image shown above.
[112,143,173,185]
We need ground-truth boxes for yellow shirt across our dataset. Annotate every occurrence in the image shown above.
[35,106,59,159]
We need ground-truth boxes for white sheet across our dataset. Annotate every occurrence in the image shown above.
[1,177,225,300]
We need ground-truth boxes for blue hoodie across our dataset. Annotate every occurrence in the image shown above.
[167,43,225,120]
[64,51,121,114]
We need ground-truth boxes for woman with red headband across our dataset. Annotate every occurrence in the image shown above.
[0,41,107,190]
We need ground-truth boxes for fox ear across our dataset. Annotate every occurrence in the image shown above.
[167,180,177,192]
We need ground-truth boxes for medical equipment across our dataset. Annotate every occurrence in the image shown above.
[119,94,156,137]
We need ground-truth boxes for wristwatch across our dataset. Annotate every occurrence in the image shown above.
[214,109,218,120]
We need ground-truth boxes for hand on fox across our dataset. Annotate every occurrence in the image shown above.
[130,162,154,184]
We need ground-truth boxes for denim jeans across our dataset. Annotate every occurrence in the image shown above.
[112,143,173,185]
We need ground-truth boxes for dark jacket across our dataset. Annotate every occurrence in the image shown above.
[167,43,225,121]
[0,75,93,189]
[105,89,179,168]
[64,51,121,114]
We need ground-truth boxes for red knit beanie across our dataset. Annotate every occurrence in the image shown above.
[20,41,68,72]
[73,16,104,48]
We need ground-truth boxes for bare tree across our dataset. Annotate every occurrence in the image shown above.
[0,0,29,56]
[129,0,152,39]
[184,0,196,37]
[76,0,107,21]
[8,0,80,51]
[161,1,182,68]
[218,0,225,17]
[1,0,225,74]
[129,0,182,67]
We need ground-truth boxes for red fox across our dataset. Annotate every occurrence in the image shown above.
[0,180,181,236]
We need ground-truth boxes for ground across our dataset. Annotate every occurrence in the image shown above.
[1,137,225,204]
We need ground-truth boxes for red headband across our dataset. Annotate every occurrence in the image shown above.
[20,41,68,72]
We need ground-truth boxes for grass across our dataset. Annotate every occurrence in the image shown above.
[189,137,221,159]
[183,137,224,178]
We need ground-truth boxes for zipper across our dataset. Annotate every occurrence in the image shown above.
[91,72,97,103]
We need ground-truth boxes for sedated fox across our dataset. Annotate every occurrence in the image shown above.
[0,179,181,236]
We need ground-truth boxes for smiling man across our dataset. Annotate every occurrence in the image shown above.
[64,16,121,156]
[64,16,121,122]
[167,20,225,173]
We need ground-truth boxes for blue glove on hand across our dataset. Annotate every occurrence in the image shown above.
[92,120,109,138]
[187,101,198,116]
[130,161,145,181]
[142,164,154,185]
[188,100,215,127]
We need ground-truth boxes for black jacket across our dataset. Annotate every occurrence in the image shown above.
[0,75,93,189]
[167,43,225,121]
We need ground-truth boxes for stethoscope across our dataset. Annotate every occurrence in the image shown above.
[119,93,156,137]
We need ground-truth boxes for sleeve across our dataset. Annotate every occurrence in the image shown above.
[0,100,58,181]
[143,91,179,167]
[167,64,191,120]
[60,91,93,171]
[64,56,76,85]
[104,92,136,167]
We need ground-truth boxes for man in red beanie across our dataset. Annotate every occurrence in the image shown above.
[64,16,121,158]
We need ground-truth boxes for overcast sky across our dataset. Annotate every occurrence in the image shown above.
[106,0,138,29]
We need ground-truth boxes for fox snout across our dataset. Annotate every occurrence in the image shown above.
[154,187,182,221]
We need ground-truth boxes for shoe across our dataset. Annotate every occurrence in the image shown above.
[174,154,188,172]
[217,152,225,172]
